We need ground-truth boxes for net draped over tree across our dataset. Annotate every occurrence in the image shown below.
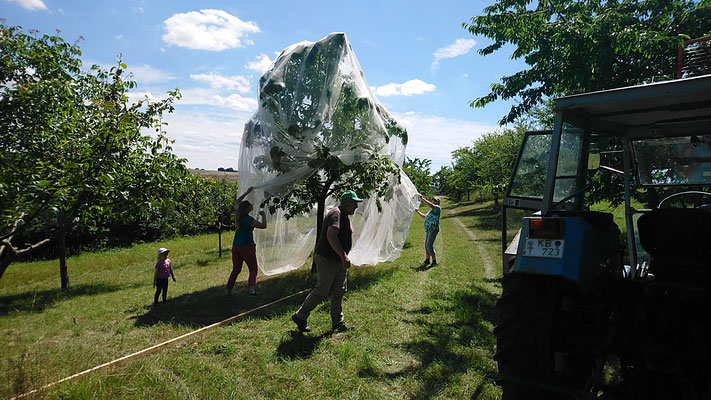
[237,32,419,275]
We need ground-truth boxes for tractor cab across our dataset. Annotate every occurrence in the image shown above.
[498,74,711,399]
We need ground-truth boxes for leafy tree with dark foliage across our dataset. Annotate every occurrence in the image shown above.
[403,157,433,197]
[465,0,711,124]
[0,25,182,287]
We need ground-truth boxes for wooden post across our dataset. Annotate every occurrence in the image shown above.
[218,221,222,258]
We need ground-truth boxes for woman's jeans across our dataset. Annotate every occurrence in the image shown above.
[425,229,439,256]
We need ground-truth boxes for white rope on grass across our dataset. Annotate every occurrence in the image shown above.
[11,288,310,400]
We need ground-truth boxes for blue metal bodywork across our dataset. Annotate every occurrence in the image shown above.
[513,214,620,293]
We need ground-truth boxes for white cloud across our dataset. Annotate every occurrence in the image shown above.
[127,91,161,105]
[125,64,177,84]
[374,79,436,97]
[393,111,498,171]
[162,9,260,51]
[432,38,477,70]
[7,0,47,10]
[179,87,257,111]
[114,34,123,40]
[190,72,251,93]
[162,111,252,169]
[245,54,273,74]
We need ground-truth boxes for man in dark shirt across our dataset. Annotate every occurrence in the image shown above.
[292,190,363,333]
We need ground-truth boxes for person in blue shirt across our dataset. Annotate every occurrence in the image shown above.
[415,194,441,267]
[226,186,267,296]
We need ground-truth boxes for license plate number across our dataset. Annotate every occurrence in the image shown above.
[522,239,565,259]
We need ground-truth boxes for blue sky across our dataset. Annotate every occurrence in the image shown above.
[3,0,524,171]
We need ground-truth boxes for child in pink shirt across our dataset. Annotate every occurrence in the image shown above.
[153,247,176,303]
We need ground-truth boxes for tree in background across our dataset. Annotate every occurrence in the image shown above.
[450,147,477,201]
[469,127,526,206]
[432,166,454,197]
[0,25,182,287]
[403,157,433,197]
[447,125,527,205]
[465,0,711,124]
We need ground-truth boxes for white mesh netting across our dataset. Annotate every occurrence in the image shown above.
[237,32,420,275]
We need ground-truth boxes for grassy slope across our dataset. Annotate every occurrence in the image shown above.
[1,200,504,399]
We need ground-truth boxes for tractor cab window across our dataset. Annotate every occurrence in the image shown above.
[553,122,584,206]
[634,134,711,186]
[509,132,552,199]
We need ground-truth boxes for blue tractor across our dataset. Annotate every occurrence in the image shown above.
[498,74,711,399]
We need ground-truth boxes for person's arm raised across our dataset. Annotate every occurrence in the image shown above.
[252,210,268,229]
[419,193,435,209]
[236,186,254,205]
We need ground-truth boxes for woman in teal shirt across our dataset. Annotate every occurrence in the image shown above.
[415,194,441,267]
[227,187,267,296]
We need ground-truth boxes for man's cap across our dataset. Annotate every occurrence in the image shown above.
[158,248,170,255]
[433,197,441,203]
[341,190,363,202]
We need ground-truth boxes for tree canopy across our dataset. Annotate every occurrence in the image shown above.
[465,0,711,124]
[403,157,433,197]
[447,126,527,204]
[240,33,410,271]
[0,25,223,286]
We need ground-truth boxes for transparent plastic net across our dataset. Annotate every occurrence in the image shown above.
[237,32,420,275]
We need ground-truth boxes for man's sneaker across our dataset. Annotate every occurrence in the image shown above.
[332,323,354,333]
[291,314,311,332]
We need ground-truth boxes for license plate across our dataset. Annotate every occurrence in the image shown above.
[522,238,565,258]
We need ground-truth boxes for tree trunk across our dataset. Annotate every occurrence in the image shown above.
[58,226,69,290]
[311,197,326,273]
[0,253,14,282]
[493,193,499,207]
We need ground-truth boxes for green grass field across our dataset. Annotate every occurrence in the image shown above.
[1,199,504,399]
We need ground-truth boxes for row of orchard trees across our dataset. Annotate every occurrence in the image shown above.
[433,124,529,204]
[0,25,238,288]
[402,127,528,206]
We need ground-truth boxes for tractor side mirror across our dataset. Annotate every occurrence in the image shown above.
[587,143,600,171]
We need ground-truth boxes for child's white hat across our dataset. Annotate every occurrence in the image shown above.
[157,248,170,255]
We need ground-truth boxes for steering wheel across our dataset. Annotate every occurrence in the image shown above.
[657,191,711,209]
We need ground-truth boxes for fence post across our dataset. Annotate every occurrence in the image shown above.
[218,221,222,258]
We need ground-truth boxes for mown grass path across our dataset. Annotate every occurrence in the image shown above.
[1,200,504,399]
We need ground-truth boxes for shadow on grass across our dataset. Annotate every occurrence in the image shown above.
[414,262,436,272]
[348,264,398,292]
[132,263,398,329]
[359,284,499,398]
[444,203,502,233]
[132,269,315,328]
[276,331,330,360]
[0,283,132,315]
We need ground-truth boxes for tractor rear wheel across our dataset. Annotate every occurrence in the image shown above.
[494,274,582,400]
